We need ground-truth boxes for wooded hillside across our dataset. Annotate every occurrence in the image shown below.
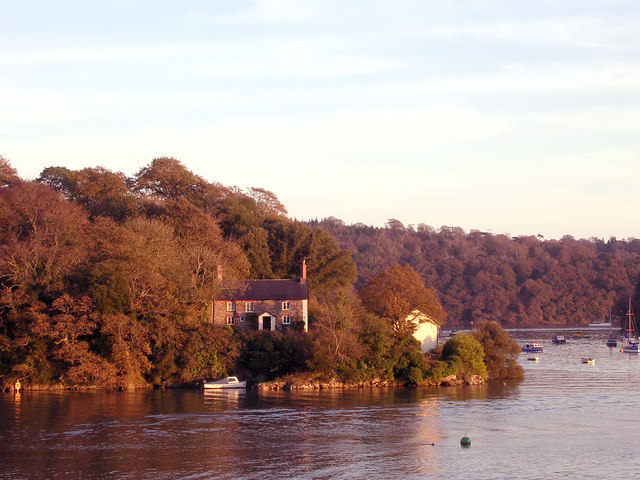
[310,218,640,326]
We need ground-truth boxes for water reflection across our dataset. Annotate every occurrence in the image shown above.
[1,385,522,479]
[203,389,242,409]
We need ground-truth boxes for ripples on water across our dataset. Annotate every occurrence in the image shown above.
[2,327,640,479]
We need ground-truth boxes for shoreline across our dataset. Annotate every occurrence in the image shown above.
[2,374,486,393]
[254,374,485,391]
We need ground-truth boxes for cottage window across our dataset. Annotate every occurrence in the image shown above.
[240,315,245,323]
[245,302,254,312]
[226,316,235,325]
[282,301,291,310]
[282,316,291,325]
[226,302,235,312]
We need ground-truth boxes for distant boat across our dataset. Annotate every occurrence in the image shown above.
[527,356,540,362]
[522,343,544,353]
[581,357,595,365]
[622,298,639,355]
[441,330,458,337]
[571,332,589,339]
[589,322,611,327]
[552,336,567,344]
[202,376,247,389]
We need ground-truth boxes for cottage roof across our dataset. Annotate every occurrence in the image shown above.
[221,279,308,301]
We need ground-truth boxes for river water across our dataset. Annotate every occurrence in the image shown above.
[2,327,640,479]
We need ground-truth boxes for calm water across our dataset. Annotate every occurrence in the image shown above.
[2,327,640,479]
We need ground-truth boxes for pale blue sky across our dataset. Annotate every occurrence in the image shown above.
[2,0,640,239]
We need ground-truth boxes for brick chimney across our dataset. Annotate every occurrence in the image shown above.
[300,259,307,283]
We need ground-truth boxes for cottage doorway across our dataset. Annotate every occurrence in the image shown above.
[258,313,275,331]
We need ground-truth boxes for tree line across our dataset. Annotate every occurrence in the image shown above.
[2,155,523,389]
[310,218,640,328]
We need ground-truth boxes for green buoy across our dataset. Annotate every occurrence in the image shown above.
[460,436,471,447]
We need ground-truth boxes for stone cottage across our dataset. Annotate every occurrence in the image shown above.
[212,261,309,332]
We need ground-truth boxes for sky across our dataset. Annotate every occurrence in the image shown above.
[2,0,640,240]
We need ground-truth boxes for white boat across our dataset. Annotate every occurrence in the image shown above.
[581,357,595,365]
[527,356,540,362]
[203,376,247,389]
[622,298,640,355]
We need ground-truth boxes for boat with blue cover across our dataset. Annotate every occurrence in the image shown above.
[522,342,544,353]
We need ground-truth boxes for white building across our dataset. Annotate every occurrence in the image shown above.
[408,309,440,353]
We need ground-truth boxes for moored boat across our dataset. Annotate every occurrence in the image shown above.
[571,332,590,339]
[581,357,595,365]
[522,342,544,353]
[527,356,540,362]
[203,376,247,389]
[622,298,640,355]
[552,336,566,344]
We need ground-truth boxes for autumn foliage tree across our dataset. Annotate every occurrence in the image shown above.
[0,182,91,299]
[359,264,445,336]
[0,155,20,188]
[309,288,366,379]
[39,166,137,221]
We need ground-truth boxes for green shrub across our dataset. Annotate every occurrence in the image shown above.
[441,333,488,380]
[472,321,524,380]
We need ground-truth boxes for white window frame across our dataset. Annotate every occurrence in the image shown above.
[226,316,235,325]
[282,315,291,325]
[245,302,254,312]
[226,302,235,312]
[282,301,291,310]
[239,315,245,323]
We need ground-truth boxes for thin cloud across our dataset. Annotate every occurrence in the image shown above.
[422,15,640,51]
[0,44,222,66]
[225,0,325,24]
[366,62,640,98]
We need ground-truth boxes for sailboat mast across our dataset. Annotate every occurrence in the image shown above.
[627,297,635,339]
